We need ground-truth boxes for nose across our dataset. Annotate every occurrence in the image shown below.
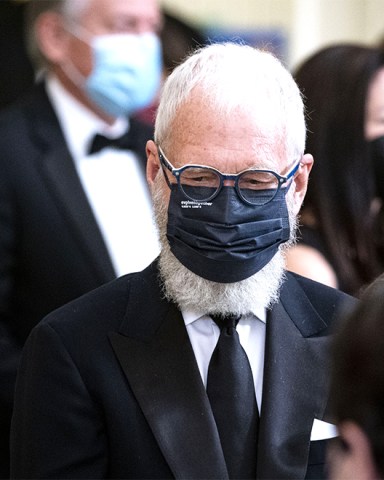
[223,178,236,187]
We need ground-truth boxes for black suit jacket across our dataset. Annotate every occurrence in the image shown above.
[0,83,153,477]
[10,261,356,479]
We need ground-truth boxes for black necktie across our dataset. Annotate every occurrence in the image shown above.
[88,131,136,155]
[207,314,259,480]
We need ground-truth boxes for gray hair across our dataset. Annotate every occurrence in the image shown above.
[154,42,306,161]
[24,0,91,70]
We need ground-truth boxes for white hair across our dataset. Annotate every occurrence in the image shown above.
[25,0,92,69]
[155,42,306,162]
[60,0,92,20]
[26,0,91,23]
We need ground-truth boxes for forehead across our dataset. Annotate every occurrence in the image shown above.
[166,95,287,172]
[79,0,161,31]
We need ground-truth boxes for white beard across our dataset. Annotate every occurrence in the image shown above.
[152,176,298,316]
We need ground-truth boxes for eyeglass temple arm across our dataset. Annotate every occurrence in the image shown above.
[158,151,173,189]
[281,159,301,184]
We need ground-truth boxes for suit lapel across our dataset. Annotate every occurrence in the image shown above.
[39,146,116,282]
[257,274,331,479]
[109,266,228,480]
[28,84,116,282]
[109,267,338,480]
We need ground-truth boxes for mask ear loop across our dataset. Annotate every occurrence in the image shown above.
[60,60,88,90]
[59,21,93,90]
[64,20,93,45]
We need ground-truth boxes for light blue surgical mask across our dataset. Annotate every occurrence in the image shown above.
[63,29,162,117]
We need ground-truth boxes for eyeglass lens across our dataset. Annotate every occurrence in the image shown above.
[178,166,280,205]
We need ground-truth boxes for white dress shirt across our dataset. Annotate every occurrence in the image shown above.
[46,75,160,277]
[183,307,267,410]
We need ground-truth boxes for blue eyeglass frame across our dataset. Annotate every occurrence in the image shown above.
[157,145,301,205]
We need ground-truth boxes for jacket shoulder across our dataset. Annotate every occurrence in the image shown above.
[288,271,355,303]
[0,84,57,151]
[40,261,161,334]
[282,271,357,334]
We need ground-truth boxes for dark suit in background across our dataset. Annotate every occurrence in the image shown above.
[0,1,34,109]
[0,83,153,478]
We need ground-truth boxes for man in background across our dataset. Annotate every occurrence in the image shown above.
[0,0,162,476]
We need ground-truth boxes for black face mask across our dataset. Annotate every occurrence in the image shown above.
[166,185,291,283]
[371,136,384,201]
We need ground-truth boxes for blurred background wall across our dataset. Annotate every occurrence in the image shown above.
[160,0,384,69]
[1,0,384,107]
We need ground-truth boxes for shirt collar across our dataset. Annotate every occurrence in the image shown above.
[182,305,267,326]
[45,74,129,161]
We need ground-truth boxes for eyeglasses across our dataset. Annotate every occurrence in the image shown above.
[158,146,301,206]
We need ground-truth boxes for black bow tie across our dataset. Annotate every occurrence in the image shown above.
[88,131,136,155]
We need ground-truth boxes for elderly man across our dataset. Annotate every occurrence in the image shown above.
[0,0,162,476]
[10,43,355,479]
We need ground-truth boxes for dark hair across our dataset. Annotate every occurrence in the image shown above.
[160,10,206,75]
[330,274,384,475]
[24,0,88,70]
[294,44,384,295]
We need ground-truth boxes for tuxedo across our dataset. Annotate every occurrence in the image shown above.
[0,83,154,477]
[10,261,356,479]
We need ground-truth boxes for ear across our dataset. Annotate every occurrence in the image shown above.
[291,153,313,215]
[146,140,161,187]
[338,421,379,480]
[35,11,70,64]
